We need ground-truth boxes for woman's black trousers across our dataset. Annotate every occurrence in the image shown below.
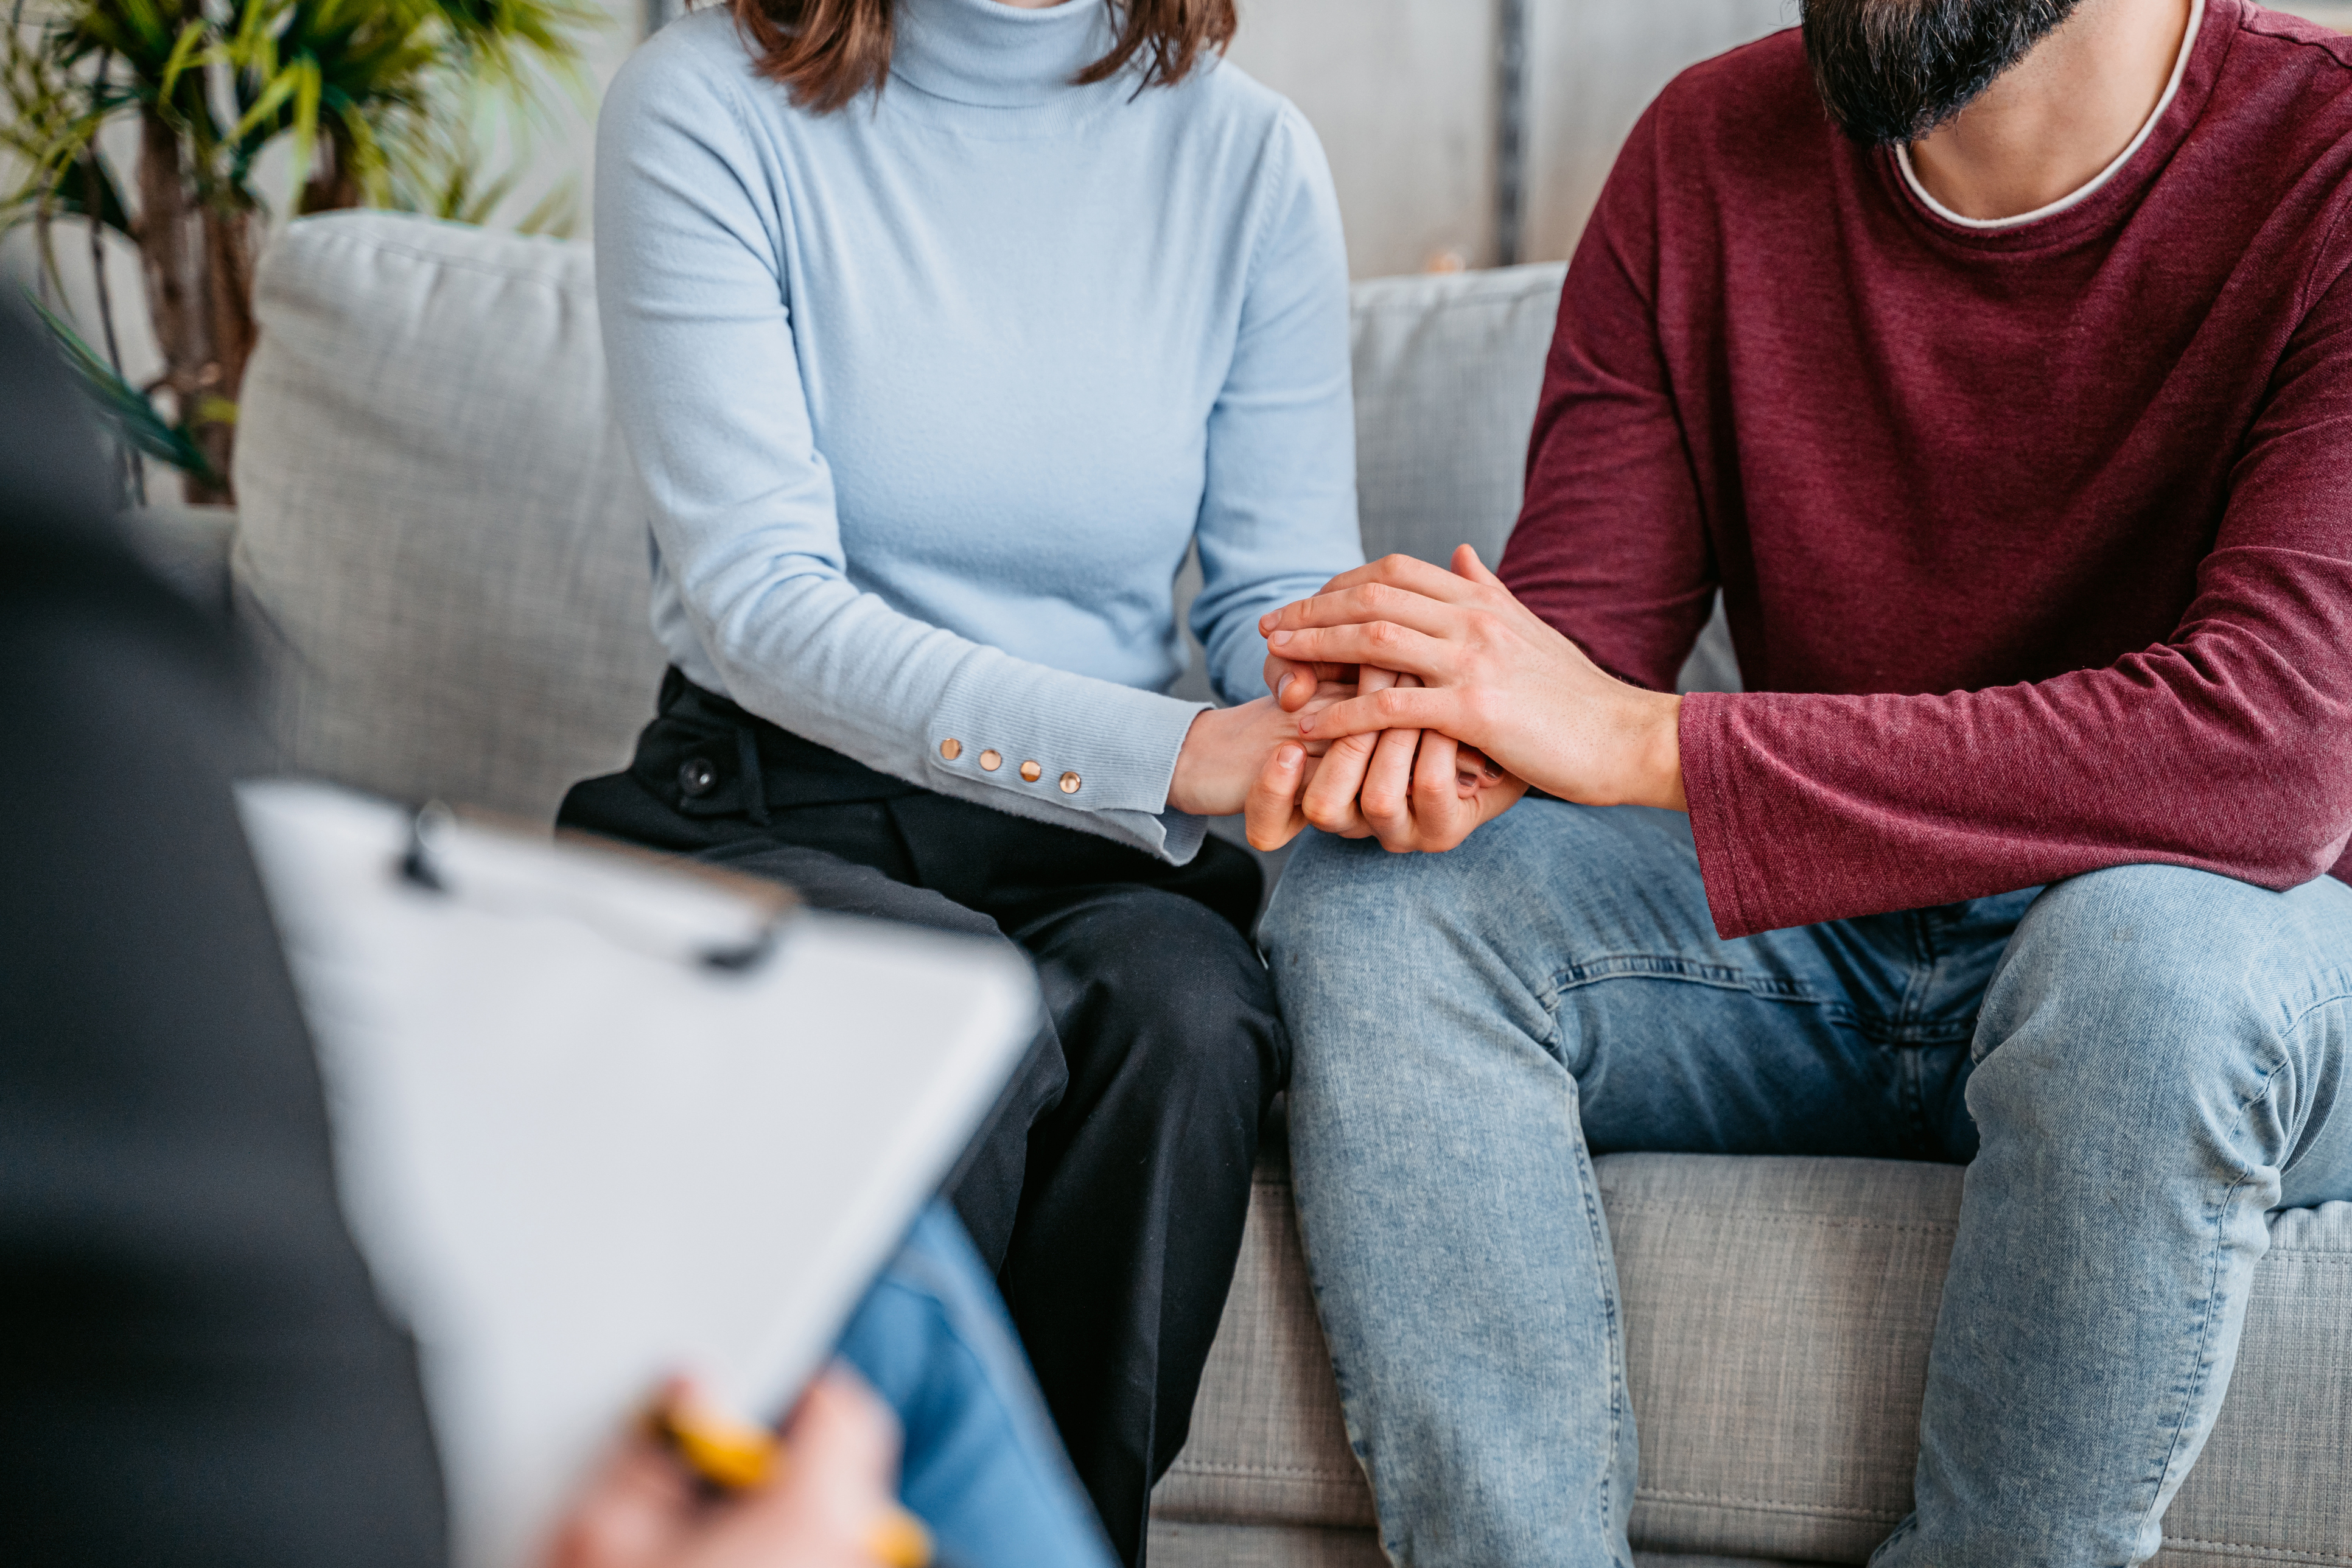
[558,670,1288,1566]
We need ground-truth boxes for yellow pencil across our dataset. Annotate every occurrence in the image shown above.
[656,1401,934,1567]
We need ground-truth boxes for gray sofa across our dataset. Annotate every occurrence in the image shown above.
[147,212,2352,1567]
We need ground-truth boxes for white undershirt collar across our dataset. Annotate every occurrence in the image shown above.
[1895,0,2203,231]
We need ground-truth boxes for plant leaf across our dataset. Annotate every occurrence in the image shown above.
[232,57,301,139]
[19,289,223,486]
[156,16,206,99]
[284,53,321,184]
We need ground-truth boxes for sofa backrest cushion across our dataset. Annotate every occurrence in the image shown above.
[237,214,1726,823]
[236,214,665,822]
[1345,262,1738,697]
[1349,263,1564,571]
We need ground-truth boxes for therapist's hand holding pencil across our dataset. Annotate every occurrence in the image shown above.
[547,1369,933,1568]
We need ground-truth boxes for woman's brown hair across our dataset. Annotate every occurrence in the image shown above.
[727,0,1237,113]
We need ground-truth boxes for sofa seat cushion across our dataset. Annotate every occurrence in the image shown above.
[1605,1153,1962,1561]
[1156,1143,2352,1567]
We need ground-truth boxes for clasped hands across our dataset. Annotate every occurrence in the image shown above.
[1167,546,1688,853]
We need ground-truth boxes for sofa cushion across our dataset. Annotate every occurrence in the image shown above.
[1348,262,1564,571]
[1605,1154,1962,1561]
[2160,1199,2352,1567]
[1159,1148,2352,1567]
[1343,261,1740,696]
[234,212,664,823]
[1153,1124,1374,1532]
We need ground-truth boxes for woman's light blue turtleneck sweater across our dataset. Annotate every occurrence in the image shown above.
[594,0,1360,863]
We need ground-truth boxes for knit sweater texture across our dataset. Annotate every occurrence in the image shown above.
[1503,0,2352,937]
[595,0,1359,862]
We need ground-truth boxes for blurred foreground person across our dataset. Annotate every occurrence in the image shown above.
[0,302,1110,1568]
[0,298,446,1565]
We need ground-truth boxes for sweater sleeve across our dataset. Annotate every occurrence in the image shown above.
[1188,105,1364,707]
[1681,262,2352,939]
[1498,102,1718,693]
[593,35,1211,864]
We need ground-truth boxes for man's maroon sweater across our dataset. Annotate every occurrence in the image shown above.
[1501,0,2352,939]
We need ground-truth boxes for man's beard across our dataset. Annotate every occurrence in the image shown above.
[1800,0,2085,145]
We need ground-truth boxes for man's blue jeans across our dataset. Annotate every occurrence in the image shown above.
[837,1205,1115,1568]
[1261,801,2352,1568]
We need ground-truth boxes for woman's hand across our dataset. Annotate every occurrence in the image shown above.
[544,1370,905,1568]
[1166,686,1351,819]
[1264,649,1355,712]
[1241,667,1524,852]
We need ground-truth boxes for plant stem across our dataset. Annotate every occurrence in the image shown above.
[33,209,52,307]
[197,200,255,493]
[86,52,142,504]
[135,103,228,504]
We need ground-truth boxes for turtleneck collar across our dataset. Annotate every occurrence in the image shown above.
[889,0,1118,108]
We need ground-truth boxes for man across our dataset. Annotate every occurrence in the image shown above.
[1244,0,2352,1563]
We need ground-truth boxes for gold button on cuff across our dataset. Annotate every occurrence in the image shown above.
[1059,771,1082,794]
[1020,760,1043,783]
[939,738,962,761]
[978,749,1003,772]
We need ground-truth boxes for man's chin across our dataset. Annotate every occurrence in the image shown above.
[1799,0,2085,145]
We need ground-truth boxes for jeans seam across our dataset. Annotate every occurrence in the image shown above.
[2277,989,2352,1187]
[1550,959,1976,1051]
[1553,954,1826,1004]
[1287,1205,1391,1562]
[2135,1041,2294,1546]
[1897,909,1935,1025]
[1564,1085,1629,1550]
[2278,987,2352,1042]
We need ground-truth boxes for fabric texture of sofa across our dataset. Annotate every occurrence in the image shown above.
[143,211,2352,1567]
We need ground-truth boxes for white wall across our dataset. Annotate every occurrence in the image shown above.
[1225,0,1500,276]
[1228,0,1793,278]
[1233,0,2352,276]
[16,0,2351,377]
[607,0,1794,278]
[1521,0,1791,263]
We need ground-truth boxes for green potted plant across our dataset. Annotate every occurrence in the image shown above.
[4,0,590,501]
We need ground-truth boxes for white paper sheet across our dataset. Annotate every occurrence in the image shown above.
[238,780,1037,1568]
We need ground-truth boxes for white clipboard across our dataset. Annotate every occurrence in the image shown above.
[238,780,1037,1568]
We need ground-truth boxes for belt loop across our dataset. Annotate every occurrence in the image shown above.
[735,726,772,827]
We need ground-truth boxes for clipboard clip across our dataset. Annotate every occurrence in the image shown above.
[397,802,789,975]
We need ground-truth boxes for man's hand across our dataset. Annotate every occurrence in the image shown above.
[544,1371,904,1568]
[1256,546,1687,813]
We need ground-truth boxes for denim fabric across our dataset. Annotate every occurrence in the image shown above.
[836,1205,1117,1568]
[1261,801,2352,1568]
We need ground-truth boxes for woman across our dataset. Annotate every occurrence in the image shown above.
[561,0,1361,1558]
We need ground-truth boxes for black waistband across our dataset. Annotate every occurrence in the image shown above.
[643,668,923,815]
